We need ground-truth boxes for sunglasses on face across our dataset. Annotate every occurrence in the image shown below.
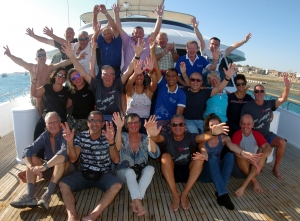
[71,73,81,81]
[57,73,66,78]
[171,122,186,127]
[254,90,265,93]
[236,82,246,86]
[37,54,46,58]
[190,78,203,82]
[78,37,88,41]
[88,119,103,124]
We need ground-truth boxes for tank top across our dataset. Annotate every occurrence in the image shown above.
[205,135,224,160]
[126,87,151,118]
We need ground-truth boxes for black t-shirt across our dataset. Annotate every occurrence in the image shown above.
[160,133,198,165]
[227,93,253,125]
[68,83,95,119]
[183,88,212,120]
[54,38,78,71]
[43,84,69,121]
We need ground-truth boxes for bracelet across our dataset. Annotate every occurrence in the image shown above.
[147,136,151,138]
[105,13,108,16]
[224,77,230,81]
[159,15,162,18]
[240,149,244,155]
[134,56,140,60]
[108,141,116,146]
[31,81,37,84]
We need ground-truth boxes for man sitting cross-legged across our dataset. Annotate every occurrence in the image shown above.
[147,114,229,211]
[232,114,272,196]
[10,112,76,210]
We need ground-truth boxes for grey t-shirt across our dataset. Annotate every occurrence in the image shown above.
[241,99,277,137]
[160,133,198,165]
[89,77,123,115]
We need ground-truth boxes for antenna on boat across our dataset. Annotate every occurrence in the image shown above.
[67,0,70,27]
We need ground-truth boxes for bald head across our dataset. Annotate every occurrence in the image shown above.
[240,114,254,136]
[240,114,253,124]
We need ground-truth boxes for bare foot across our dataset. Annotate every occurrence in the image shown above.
[235,186,246,197]
[253,180,263,194]
[130,201,138,213]
[82,213,97,221]
[180,194,189,210]
[18,171,27,183]
[170,195,180,212]
[67,215,80,221]
[272,168,283,179]
[135,199,146,216]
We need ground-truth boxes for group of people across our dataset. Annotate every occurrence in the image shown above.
[3,3,291,221]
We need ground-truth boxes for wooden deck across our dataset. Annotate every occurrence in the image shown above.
[0,131,300,221]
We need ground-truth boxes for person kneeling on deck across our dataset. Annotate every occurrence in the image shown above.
[10,112,76,210]
[147,114,229,211]
[34,111,122,221]
[232,114,272,196]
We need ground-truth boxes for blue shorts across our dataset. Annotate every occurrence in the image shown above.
[265,132,277,145]
[59,171,123,192]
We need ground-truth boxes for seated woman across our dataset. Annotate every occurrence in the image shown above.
[203,72,228,123]
[66,68,95,135]
[196,113,260,210]
[227,74,253,137]
[112,112,160,216]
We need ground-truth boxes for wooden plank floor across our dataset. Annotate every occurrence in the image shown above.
[0,131,300,221]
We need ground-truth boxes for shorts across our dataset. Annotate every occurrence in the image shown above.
[174,163,190,183]
[42,160,77,180]
[265,132,277,145]
[59,171,123,192]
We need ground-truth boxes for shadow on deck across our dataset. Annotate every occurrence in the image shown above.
[0,132,299,221]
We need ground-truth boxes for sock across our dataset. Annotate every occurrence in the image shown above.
[27,183,35,197]
[43,182,57,197]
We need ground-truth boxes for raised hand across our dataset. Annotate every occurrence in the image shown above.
[103,121,115,141]
[131,38,146,57]
[133,60,144,75]
[91,41,98,52]
[30,65,38,80]
[112,112,124,128]
[93,21,101,32]
[211,122,229,136]
[283,72,291,88]
[192,152,208,161]
[61,122,75,143]
[179,62,186,74]
[112,3,120,13]
[223,63,236,79]
[144,115,161,136]
[3,45,11,56]
[61,41,75,58]
[99,4,108,14]
[43,26,53,37]
[143,56,154,72]
[25,28,35,37]
[191,17,199,28]
[148,37,156,50]
[93,5,100,15]
[155,4,164,16]
[245,33,251,43]
[211,47,221,61]
[167,42,175,51]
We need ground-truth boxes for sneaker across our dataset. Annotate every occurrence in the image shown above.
[10,194,37,208]
[217,193,234,210]
[38,194,51,210]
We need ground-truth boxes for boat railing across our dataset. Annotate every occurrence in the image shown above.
[0,87,30,102]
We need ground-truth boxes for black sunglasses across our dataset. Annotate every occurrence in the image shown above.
[190,78,203,82]
[254,90,265,93]
[236,82,246,86]
[57,73,66,78]
[78,37,88,41]
[171,122,186,127]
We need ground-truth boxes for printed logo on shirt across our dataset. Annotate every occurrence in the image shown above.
[178,147,189,152]
[82,94,88,97]
[59,95,64,97]
[169,98,176,103]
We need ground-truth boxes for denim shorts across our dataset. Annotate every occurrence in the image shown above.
[265,132,277,145]
[59,171,123,192]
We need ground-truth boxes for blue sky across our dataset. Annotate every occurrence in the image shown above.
[1,0,299,73]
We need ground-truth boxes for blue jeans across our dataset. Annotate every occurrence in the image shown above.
[185,119,204,134]
[198,152,234,196]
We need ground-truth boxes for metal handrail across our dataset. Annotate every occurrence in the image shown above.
[0,87,30,102]
[287,102,300,111]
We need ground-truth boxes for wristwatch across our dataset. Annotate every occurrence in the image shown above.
[42,162,49,170]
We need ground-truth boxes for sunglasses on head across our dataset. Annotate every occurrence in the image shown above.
[236,82,246,86]
[171,122,186,127]
[254,89,265,93]
[71,73,81,81]
[78,37,88,41]
[190,78,203,82]
[57,73,66,78]
[37,54,46,58]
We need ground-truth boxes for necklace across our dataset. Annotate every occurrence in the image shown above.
[236,91,245,100]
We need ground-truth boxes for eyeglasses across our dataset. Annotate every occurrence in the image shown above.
[78,37,88,41]
[254,90,265,93]
[236,82,246,86]
[37,54,46,58]
[190,78,203,82]
[102,73,115,77]
[46,121,60,126]
[57,73,66,78]
[127,121,140,125]
[171,122,186,127]
[209,77,219,81]
[88,119,103,124]
[71,73,81,81]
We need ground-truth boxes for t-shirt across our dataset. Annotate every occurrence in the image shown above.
[72,41,91,74]
[227,93,253,125]
[203,90,228,123]
[89,77,123,115]
[68,83,95,119]
[241,100,277,137]
[43,84,69,121]
[160,133,197,165]
[154,77,186,120]
[201,47,226,71]
[232,130,267,153]
[54,38,78,71]
[175,54,209,78]
[183,88,212,120]
[74,130,111,173]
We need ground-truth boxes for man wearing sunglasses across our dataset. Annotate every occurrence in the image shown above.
[147,114,229,212]
[241,74,290,179]
[180,62,236,134]
[3,46,74,116]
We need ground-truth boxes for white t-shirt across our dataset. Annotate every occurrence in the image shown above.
[72,42,91,74]
[201,47,226,71]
